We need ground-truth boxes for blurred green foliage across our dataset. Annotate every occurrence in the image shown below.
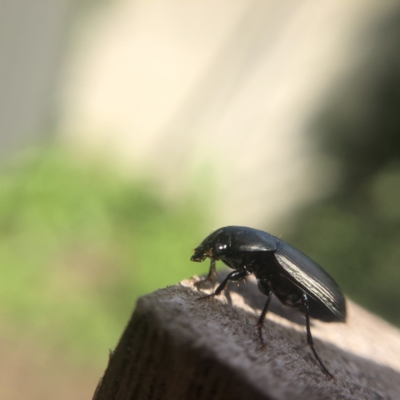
[285,9,400,326]
[0,148,209,365]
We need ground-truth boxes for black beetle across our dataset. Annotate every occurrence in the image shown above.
[190,226,346,378]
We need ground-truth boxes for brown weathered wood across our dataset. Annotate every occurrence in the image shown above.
[93,272,400,400]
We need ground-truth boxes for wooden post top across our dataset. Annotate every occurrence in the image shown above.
[93,273,400,400]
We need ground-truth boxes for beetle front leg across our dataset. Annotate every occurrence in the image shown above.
[302,293,334,379]
[197,269,248,300]
[194,258,217,288]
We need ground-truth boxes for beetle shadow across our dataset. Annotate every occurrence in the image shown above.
[207,269,306,326]
[192,270,400,398]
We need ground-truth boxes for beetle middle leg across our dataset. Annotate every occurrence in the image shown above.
[197,269,248,301]
[302,293,334,379]
[254,279,274,345]
[255,289,273,346]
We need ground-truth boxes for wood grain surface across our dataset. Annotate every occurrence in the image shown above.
[93,272,400,400]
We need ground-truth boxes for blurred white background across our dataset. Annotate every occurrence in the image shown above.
[59,0,390,228]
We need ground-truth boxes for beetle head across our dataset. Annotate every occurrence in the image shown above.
[191,244,210,262]
[191,228,230,262]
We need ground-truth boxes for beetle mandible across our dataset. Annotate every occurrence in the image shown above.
[190,226,346,378]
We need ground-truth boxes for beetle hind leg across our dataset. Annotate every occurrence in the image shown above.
[302,293,335,379]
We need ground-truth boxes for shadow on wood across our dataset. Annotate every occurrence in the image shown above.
[93,271,400,400]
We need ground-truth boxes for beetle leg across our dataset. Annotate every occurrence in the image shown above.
[302,293,334,379]
[255,289,272,346]
[197,270,248,300]
[194,258,217,288]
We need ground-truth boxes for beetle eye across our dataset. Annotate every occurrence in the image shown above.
[214,243,227,254]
